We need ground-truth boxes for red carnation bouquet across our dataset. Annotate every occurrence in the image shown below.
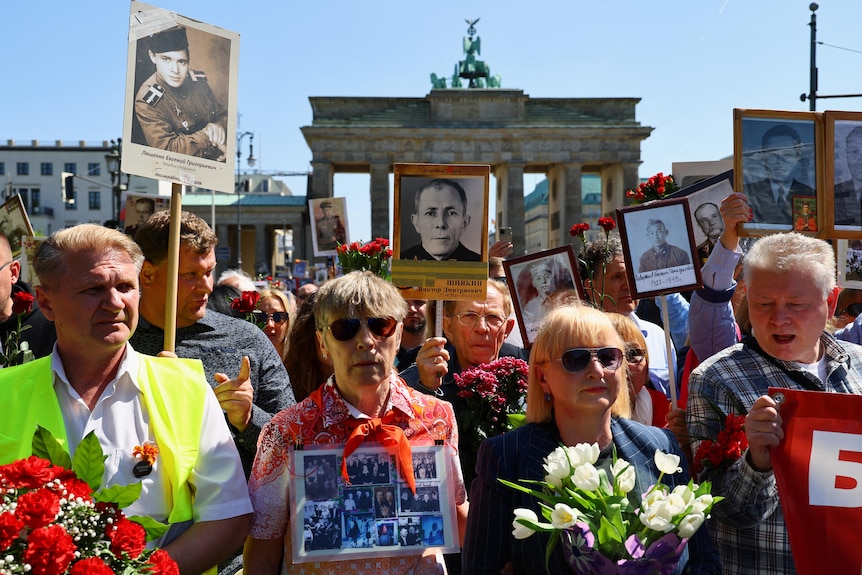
[625,172,680,204]
[0,291,36,367]
[693,412,748,474]
[336,238,392,281]
[0,427,178,575]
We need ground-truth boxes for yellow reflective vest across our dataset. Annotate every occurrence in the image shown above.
[0,354,207,524]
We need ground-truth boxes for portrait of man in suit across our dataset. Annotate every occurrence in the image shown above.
[744,123,815,225]
[400,178,482,262]
[833,124,862,228]
[694,202,723,265]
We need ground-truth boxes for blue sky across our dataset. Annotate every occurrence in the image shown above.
[4,0,862,241]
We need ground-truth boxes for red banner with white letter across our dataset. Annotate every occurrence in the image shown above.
[769,387,862,575]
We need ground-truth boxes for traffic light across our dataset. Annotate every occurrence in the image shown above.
[60,172,75,204]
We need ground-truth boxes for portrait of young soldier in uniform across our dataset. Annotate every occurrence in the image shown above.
[132,25,228,161]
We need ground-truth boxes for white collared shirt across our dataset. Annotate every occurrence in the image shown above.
[51,343,252,546]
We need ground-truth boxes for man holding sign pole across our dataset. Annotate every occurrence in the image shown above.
[687,231,862,574]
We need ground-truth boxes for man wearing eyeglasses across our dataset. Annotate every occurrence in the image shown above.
[130,210,296,481]
[400,281,526,475]
[0,233,56,363]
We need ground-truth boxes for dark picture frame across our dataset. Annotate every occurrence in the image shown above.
[666,170,734,266]
[824,111,862,239]
[391,163,490,301]
[616,197,703,299]
[733,108,823,237]
[502,246,582,347]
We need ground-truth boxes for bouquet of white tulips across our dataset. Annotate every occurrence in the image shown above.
[501,444,721,575]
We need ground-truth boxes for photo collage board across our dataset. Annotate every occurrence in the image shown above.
[289,443,459,564]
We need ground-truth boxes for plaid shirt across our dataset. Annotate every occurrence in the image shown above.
[687,332,862,575]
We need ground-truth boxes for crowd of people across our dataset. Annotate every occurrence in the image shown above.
[1,189,855,575]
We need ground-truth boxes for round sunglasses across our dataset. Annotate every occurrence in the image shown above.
[554,347,623,373]
[251,311,290,325]
[323,317,398,341]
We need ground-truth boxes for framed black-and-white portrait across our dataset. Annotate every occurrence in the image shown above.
[122,192,170,239]
[734,108,823,237]
[392,163,490,301]
[616,198,703,299]
[289,443,459,564]
[122,1,240,193]
[309,197,349,257]
[502,246,583,347]
[825,111,862,239]
[666,170,734,266]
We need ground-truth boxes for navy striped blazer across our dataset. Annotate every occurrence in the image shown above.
[462,418,721,575]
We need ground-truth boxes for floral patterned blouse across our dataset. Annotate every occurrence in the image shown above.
[248,374,466,575]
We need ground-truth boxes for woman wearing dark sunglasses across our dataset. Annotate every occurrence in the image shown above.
[245,271,468,573]
[255,289,292,365]
[463,305,720,575]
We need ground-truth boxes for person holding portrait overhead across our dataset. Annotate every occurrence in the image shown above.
[638,219,691,273]
[744,124,814,225]
[243,271,468,575]
[134,26,228,160]
[833,125,862,227]
[401,179,481,262]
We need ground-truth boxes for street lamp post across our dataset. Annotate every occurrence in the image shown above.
[236,131,256,269]
[104,138,130,227]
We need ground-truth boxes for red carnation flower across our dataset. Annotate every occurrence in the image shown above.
[15,488,61,529]
[23,524,77,575]
[69,557,114,575]
[230,290,260,314]
[11,292,35,315]
[108,516,146,559]
[147,549,181,575]
[0,512,23,550]
[0,456,64,489]
[597,217,616,232]
[568,222,590,237]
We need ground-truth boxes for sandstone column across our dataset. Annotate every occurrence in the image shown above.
[369,162,390,241]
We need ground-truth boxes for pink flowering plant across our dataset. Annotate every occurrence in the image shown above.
[454,357,529,481]
[503,445,721,575]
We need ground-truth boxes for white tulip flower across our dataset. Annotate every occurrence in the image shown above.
[543,449,571,488]
[677,512,706,538]
[551,503,580,529]
[654,450,682,475]
[690,494,714,515]
[512,508,539,539]
[572,462,600,491]
[567,443,600,467]
[639,499,675,532]
[611,459,636,493]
